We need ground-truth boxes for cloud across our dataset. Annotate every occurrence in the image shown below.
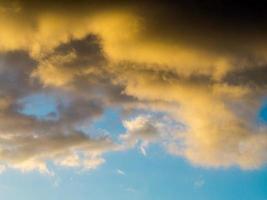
[32,35,106,87]
[122,115,161,143]
[121,114,185,157]
[121,115,160,155]
[0,0,267,173]
[0,49,118,174]
[117,169,126,176]
[115,66,267,169]
[0,165,6,174]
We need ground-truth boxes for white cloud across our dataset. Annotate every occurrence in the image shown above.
[0,165,6,174]
[116,169,126,176]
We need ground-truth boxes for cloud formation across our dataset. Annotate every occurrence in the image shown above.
[0,0,267,173]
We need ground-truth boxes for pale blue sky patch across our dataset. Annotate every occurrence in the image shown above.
[78,107,126,139]
[258,99,267,125]
[17,93,58,120]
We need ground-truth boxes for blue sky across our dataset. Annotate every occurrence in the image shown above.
[1,141,267,200]
[1,98,267,200]
[1,1,267,199]
[258,100,267,124]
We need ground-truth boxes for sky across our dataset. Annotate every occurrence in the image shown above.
[1,0,267,199]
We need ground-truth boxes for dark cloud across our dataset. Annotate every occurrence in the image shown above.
[224,66,267,87]
[0,51,38,98]
[54,34,106,67]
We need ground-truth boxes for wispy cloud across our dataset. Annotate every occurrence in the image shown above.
[140,145,147,156]
[116,169,126,176]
